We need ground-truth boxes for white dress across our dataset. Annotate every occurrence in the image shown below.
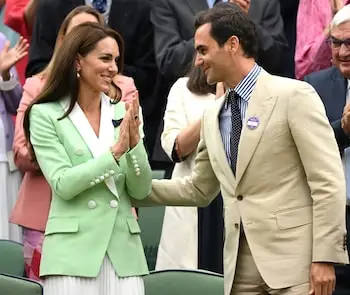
[0,117,22,243]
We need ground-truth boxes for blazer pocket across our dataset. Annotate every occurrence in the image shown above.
[276,206,312,230]
[45,217,79,236]
[126,217,141,234]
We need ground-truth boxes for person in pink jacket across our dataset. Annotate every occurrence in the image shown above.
[10,5,138,281]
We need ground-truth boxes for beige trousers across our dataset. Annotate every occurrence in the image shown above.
[231,234,309,295]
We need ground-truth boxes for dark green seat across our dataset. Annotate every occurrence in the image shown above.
[0,239,25,277]
[138,170,165,270]
[0,273,43,295]
[143,269,224,295]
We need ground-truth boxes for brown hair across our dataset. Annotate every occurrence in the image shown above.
[186,60,216,95]
[23,22,125,151]
[39,5,105,78]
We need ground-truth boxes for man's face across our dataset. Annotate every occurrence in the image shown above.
[194,23,232,85]
[330,22,350,78]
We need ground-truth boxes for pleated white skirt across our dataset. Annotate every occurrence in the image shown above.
[44,256,145,295]
[0,162,22,243]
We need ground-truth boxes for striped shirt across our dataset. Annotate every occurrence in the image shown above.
[219,63,261,164]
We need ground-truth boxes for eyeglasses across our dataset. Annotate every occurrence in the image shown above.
[326,37,350,49]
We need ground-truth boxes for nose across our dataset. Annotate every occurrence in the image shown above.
[109,62,118,74]
[194,54,203,67]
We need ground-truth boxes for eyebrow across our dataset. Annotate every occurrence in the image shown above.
[100,53,119,59]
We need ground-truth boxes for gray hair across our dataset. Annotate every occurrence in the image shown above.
[331,5,350,29]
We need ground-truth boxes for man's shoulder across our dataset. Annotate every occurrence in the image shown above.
[304,67,338,85]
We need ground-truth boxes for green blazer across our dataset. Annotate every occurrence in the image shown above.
[29,94,152,278]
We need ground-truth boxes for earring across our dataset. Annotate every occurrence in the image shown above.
[77,71,80,78]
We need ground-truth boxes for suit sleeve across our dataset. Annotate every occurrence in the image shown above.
[29,104,151,201]
[253,0,288,74]
[304,75,350,151]
[151,0,195,80]
[26,0,58,77]
[133,111,220,207]
[288,82,347,263]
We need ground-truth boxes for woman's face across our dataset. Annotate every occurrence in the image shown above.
[77,37,119,93]
[66,12,99,34]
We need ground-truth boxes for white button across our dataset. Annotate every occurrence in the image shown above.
[100,175,105,181]
[90,181,95,186]
[135,168,140,173]
[132,160,138,165]
[104,173,110,178]
[109,200,118,208]
[109,170,115,175]
[134,164,139,169]
[131,155,137,160]
[88,200,96,209]
[95,179,101,184]
[136,171,141,176]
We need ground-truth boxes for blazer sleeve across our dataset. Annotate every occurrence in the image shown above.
[133,111,220,208]
[29,104,151,201]
[161,78,188,160]
[13,78,41,172]
[151,0,195,80]
[288,82,347,263]
[253,0,288,74]
[0,79,22,115]
[26,0,58,76]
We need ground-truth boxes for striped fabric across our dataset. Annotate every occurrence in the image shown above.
[219,64,261,164]
[43,256,144,295]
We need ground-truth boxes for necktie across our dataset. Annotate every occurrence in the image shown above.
[229,91,242,175]
[214,0,223,4]
[92,0,107,13]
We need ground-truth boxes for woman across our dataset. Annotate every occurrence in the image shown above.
[23,22,151,295]
[156,65,224,273]
[11,5,138,281]
[0,32,28,242]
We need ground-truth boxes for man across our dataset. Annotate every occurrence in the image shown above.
[304,5,350,295]
[26,0,157,124]
[139,3,348,295]
[151,0,288,84]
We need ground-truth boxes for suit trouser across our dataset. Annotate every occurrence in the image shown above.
[230,233,309,295]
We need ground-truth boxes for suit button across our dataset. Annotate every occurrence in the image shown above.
[88,200,96,209]
[104,173,110,178]
[109,170,115,175]
[237,195,243,201]
[90,181,95,186]
[95,178,101,184]
[109,200,118,208]
[136,171,141,177]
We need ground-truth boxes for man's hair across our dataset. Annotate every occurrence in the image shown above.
[331,5,350,29]
[194,2,259,59]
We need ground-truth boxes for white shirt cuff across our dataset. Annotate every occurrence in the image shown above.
[0,73,18,91]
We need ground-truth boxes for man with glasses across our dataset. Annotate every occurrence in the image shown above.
[305,5,350,295]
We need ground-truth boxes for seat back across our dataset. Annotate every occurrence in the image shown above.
[138,170,165,270]
[143,269,224,295]
[0,239,25,276]
[0,273,43,295]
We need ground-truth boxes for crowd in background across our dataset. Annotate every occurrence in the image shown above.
[1,0,350,294]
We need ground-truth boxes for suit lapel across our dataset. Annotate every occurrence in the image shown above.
[235,72,277,184]
[331,68,347,118]
[185,0,209,15]
[211,97,236,181]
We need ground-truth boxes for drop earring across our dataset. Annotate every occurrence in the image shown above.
[77,71,80,78]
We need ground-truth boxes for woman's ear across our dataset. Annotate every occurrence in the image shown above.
[76,54,83,73]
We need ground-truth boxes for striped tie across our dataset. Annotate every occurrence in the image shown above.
[229,90,242,175]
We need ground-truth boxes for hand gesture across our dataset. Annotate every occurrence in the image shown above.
[341,103,350,135]
[129,91,141,149]
[112,106,131,158]
[229,0,250,14]
[309,262,335,295]
[0,37,29,77]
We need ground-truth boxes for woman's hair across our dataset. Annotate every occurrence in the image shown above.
[186,60,216,95]
[23,22,125,148]
[40,5,105,78]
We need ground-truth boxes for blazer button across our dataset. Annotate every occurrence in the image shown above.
[109,200,118,208]
[88,200,96,209]
[90,181,95,186]
[109,170,115,175]
[237,195,243,201]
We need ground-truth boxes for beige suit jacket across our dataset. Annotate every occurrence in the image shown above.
[143,71,349,295]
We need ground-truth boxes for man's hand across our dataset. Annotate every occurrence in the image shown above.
[341,103,350,135]
[309,262,336,295]
[229,0,250,14]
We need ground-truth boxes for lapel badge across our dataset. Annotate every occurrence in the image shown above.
[247,116,259,130]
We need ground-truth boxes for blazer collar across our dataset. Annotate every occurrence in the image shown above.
[60,93,120,198]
